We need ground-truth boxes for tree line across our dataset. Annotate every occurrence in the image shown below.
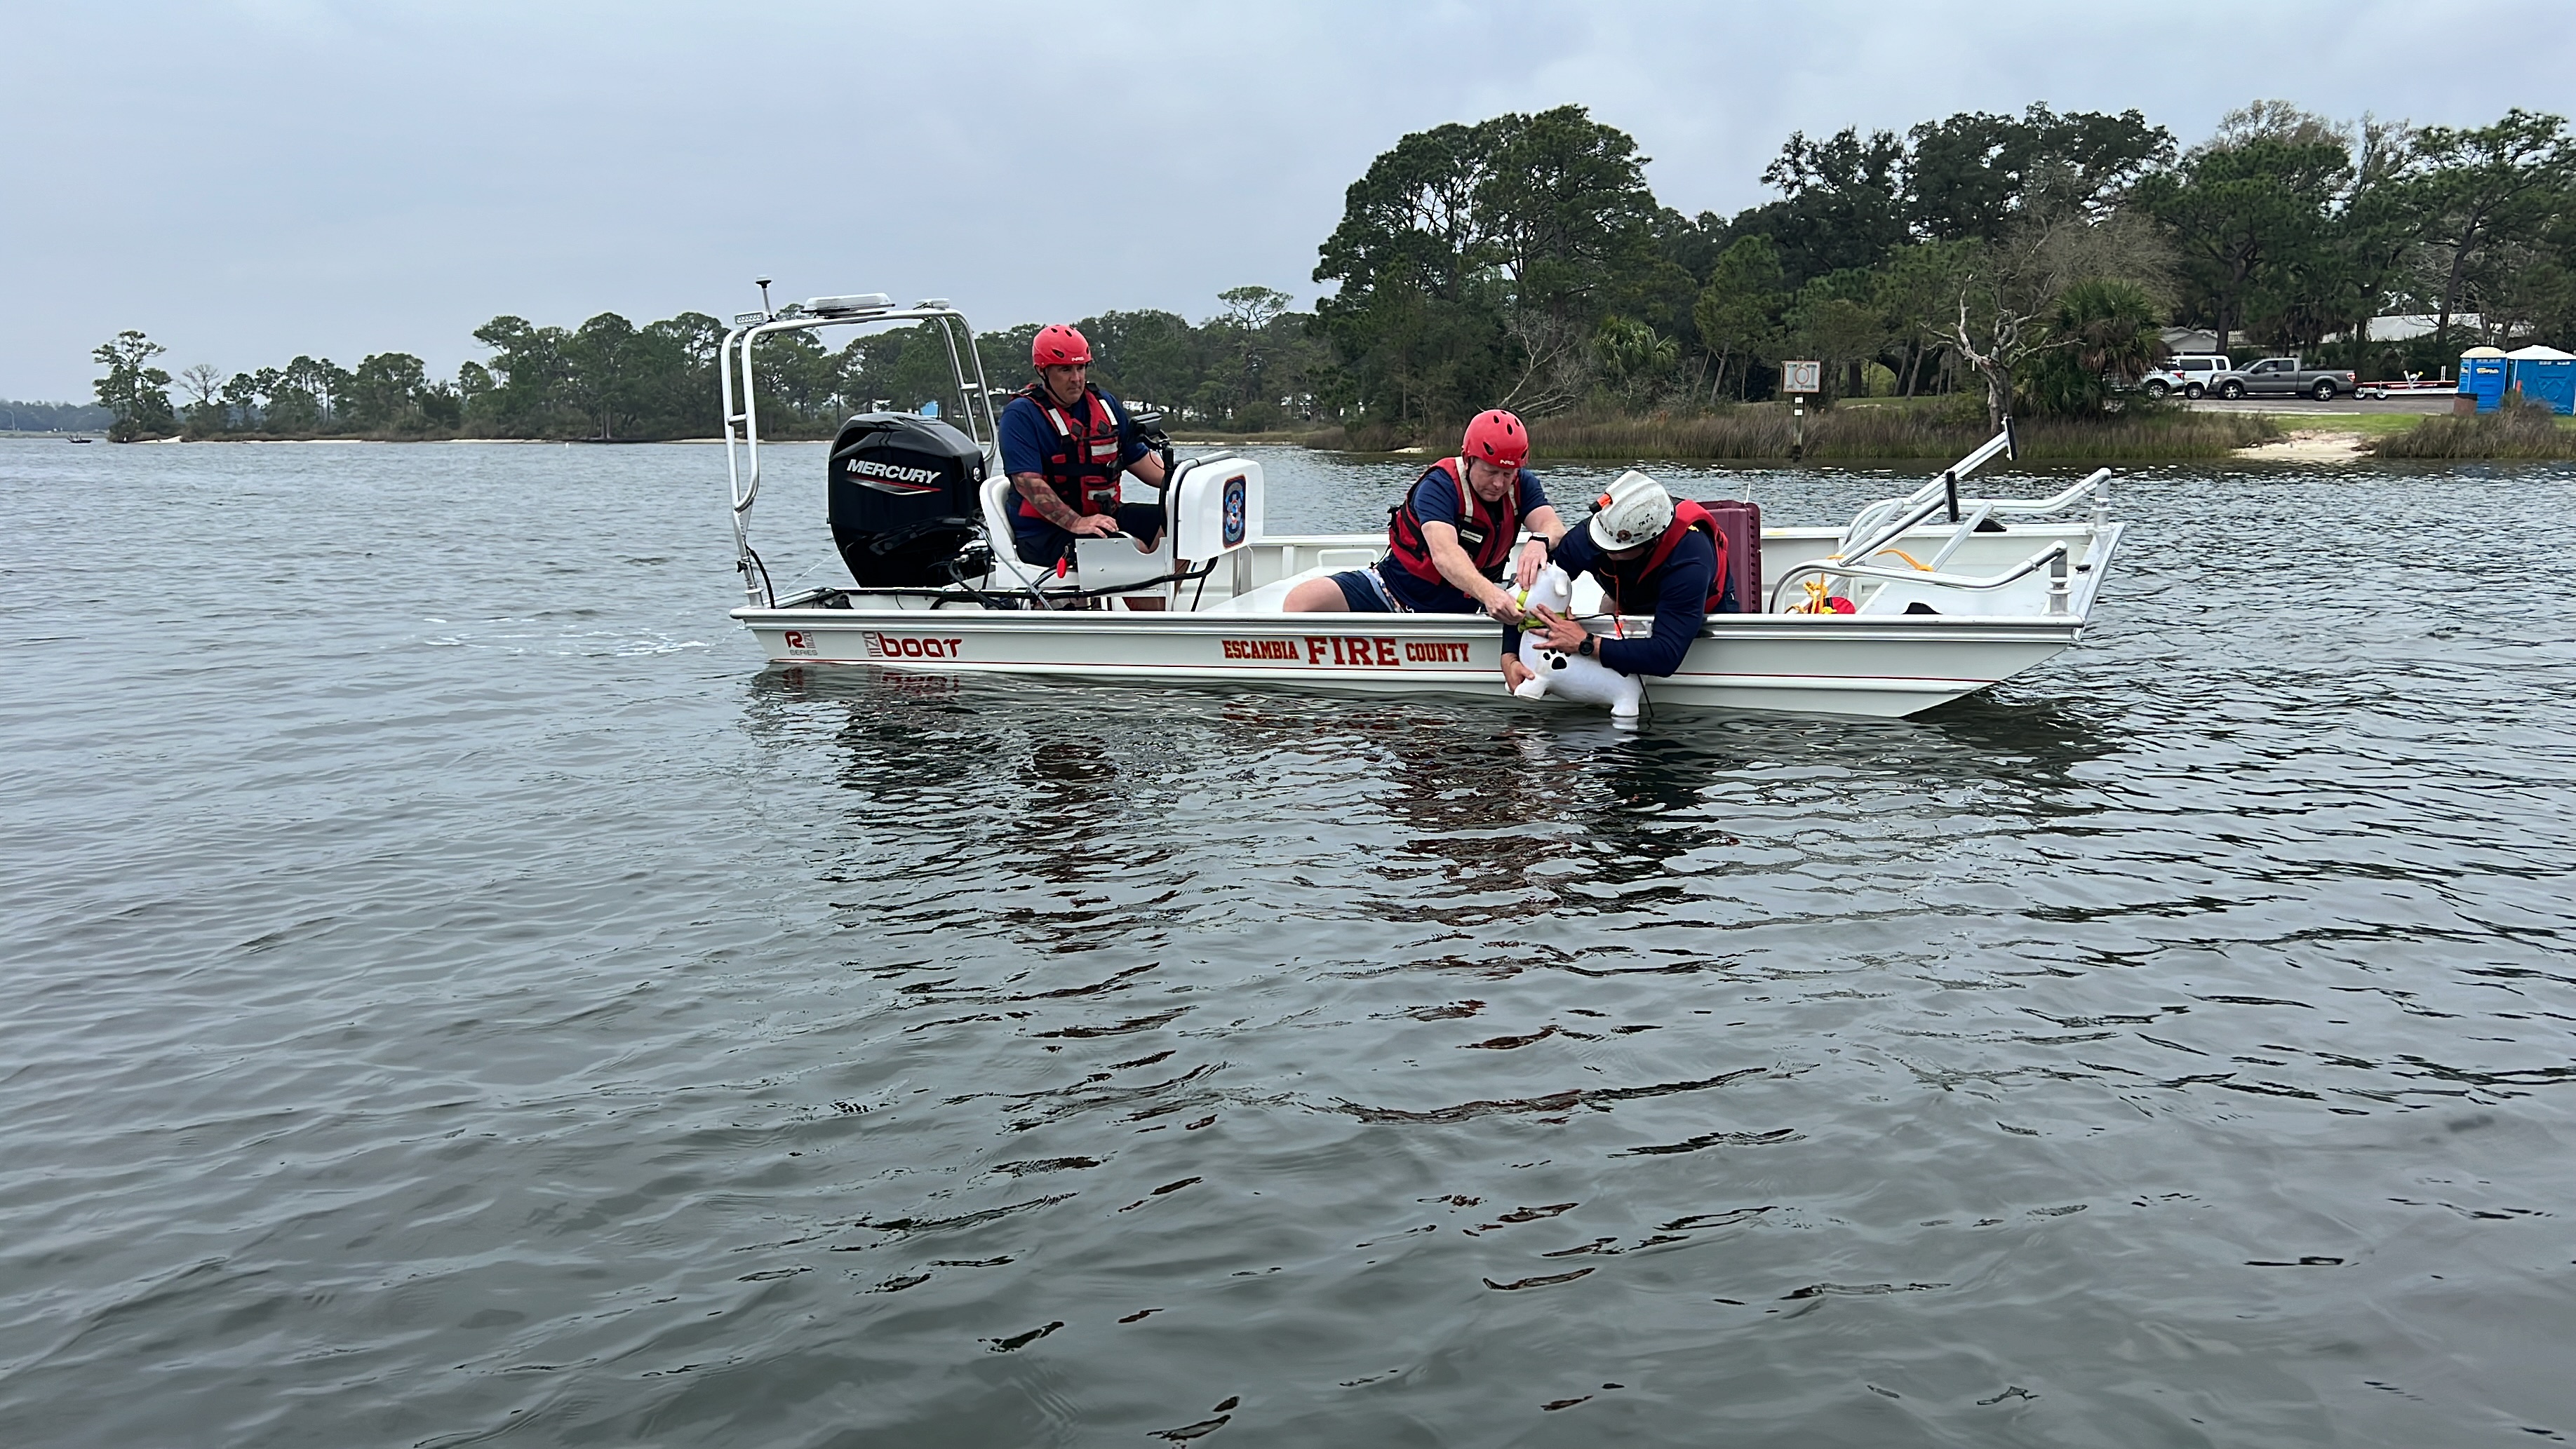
[86,97,2576,440]
[1313,100,2576,430]
[0,399,111,432]
[88,288,1329,443]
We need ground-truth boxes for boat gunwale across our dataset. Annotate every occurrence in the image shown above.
[731,605,2093,643]
[732,518,2120,638]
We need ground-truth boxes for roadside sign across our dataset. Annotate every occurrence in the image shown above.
[1782,360,1822,393]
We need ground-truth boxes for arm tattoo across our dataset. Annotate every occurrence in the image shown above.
[1012,474,1082,529]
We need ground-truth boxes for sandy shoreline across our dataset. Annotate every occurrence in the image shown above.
[2233,428,2372,463]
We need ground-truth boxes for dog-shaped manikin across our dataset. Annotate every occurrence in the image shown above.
[1511,563,1645,724]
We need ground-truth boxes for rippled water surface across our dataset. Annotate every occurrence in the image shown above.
[6,438,2575,1447]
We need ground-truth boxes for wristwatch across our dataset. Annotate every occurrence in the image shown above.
[1577,636,1597,658]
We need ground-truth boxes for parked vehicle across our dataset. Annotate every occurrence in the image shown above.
[2140,353,2229,400]
[2210,357,2359,400]
[2356,377,2453,399]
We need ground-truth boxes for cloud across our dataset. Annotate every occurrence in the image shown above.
[3,0,2569,398]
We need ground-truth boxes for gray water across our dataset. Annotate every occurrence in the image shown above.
[4,437,2574,1448]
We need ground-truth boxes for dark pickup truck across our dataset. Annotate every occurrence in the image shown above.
[2209,357,2359,400]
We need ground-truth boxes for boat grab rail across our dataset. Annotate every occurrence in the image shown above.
[1839,468,2110,580]
[761,555,1225,610]
[1847,422,2013,520]
[1836,424,2011,560]
[720,302,1000,609]
[1768,540,2075,616]
[724,306,1000,515]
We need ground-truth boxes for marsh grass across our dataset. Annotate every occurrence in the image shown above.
[1171,430,1322,446]
[2371,402,2576,459]
[1304,405,2282,462]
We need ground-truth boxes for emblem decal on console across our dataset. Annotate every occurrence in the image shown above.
[1222,474,1247,547]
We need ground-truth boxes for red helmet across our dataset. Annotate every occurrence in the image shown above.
[1462,409,1528,469]
[1033,324,1092,368]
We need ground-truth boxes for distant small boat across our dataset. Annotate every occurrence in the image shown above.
[67,436,93,444]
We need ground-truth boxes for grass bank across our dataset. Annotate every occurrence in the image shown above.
[1170,430,1322,446]
[2228,412,2424,440]
[1304,403,2281,462]
[2370,404,2576,459]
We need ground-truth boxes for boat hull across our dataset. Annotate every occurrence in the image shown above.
[734,607,2086,718]
[733,515,2122,720]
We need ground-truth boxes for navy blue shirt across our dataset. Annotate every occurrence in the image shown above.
[1381,462,1552,610]
[1508,525,1717,678]
[998,387,1153,556]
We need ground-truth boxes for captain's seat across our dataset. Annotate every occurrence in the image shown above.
[976,474,1172,593]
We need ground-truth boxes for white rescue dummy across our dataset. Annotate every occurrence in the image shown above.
[1510,563,1645,724]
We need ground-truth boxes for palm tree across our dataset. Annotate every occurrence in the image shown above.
[1593,317,1678,401]
[2052,278,2165,383]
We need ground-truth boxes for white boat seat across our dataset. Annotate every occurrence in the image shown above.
[975,473,1172,594]
[977,473,1020,555]
[977,474,1047,590]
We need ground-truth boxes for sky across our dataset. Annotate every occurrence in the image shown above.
[5,0,2572,402]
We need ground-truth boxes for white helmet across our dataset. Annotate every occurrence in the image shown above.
[1588,469,1674,550]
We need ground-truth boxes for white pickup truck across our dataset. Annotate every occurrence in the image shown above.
[2208,357,2359,401]
[2140,354,2231,399]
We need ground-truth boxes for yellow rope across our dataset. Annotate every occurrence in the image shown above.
[1793,546,1926,613]
[1822,548,1932,570]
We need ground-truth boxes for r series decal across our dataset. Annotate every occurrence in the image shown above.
[1220,637,1473,666]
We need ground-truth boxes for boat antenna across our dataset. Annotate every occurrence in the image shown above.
[755,276,774,317]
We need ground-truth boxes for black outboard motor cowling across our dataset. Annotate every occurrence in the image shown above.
[826,412,989,587]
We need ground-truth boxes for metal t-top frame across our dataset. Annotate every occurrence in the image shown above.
[719,295,1000,607]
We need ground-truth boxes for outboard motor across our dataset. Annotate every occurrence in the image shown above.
[826,412,989,587]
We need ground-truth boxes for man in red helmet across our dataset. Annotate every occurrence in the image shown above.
[1284,409,1564,618]
[998,323,1170,567]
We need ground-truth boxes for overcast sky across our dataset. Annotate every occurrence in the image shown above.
[6,0,2571,400]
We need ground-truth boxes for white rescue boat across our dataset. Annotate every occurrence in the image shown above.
[720,297,2127,720]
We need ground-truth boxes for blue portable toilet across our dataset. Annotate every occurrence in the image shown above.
[2506,345,2576,415]
[2459,347,2511,412]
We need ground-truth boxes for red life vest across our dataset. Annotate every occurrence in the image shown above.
[1599,501,1731,615]
[1386,457,1524,586]
[1015,382,1125,520]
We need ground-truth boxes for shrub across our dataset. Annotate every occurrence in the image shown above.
[2373,399,2576,459]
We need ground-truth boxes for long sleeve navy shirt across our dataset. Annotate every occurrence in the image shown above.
[1507,527,1716,679]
